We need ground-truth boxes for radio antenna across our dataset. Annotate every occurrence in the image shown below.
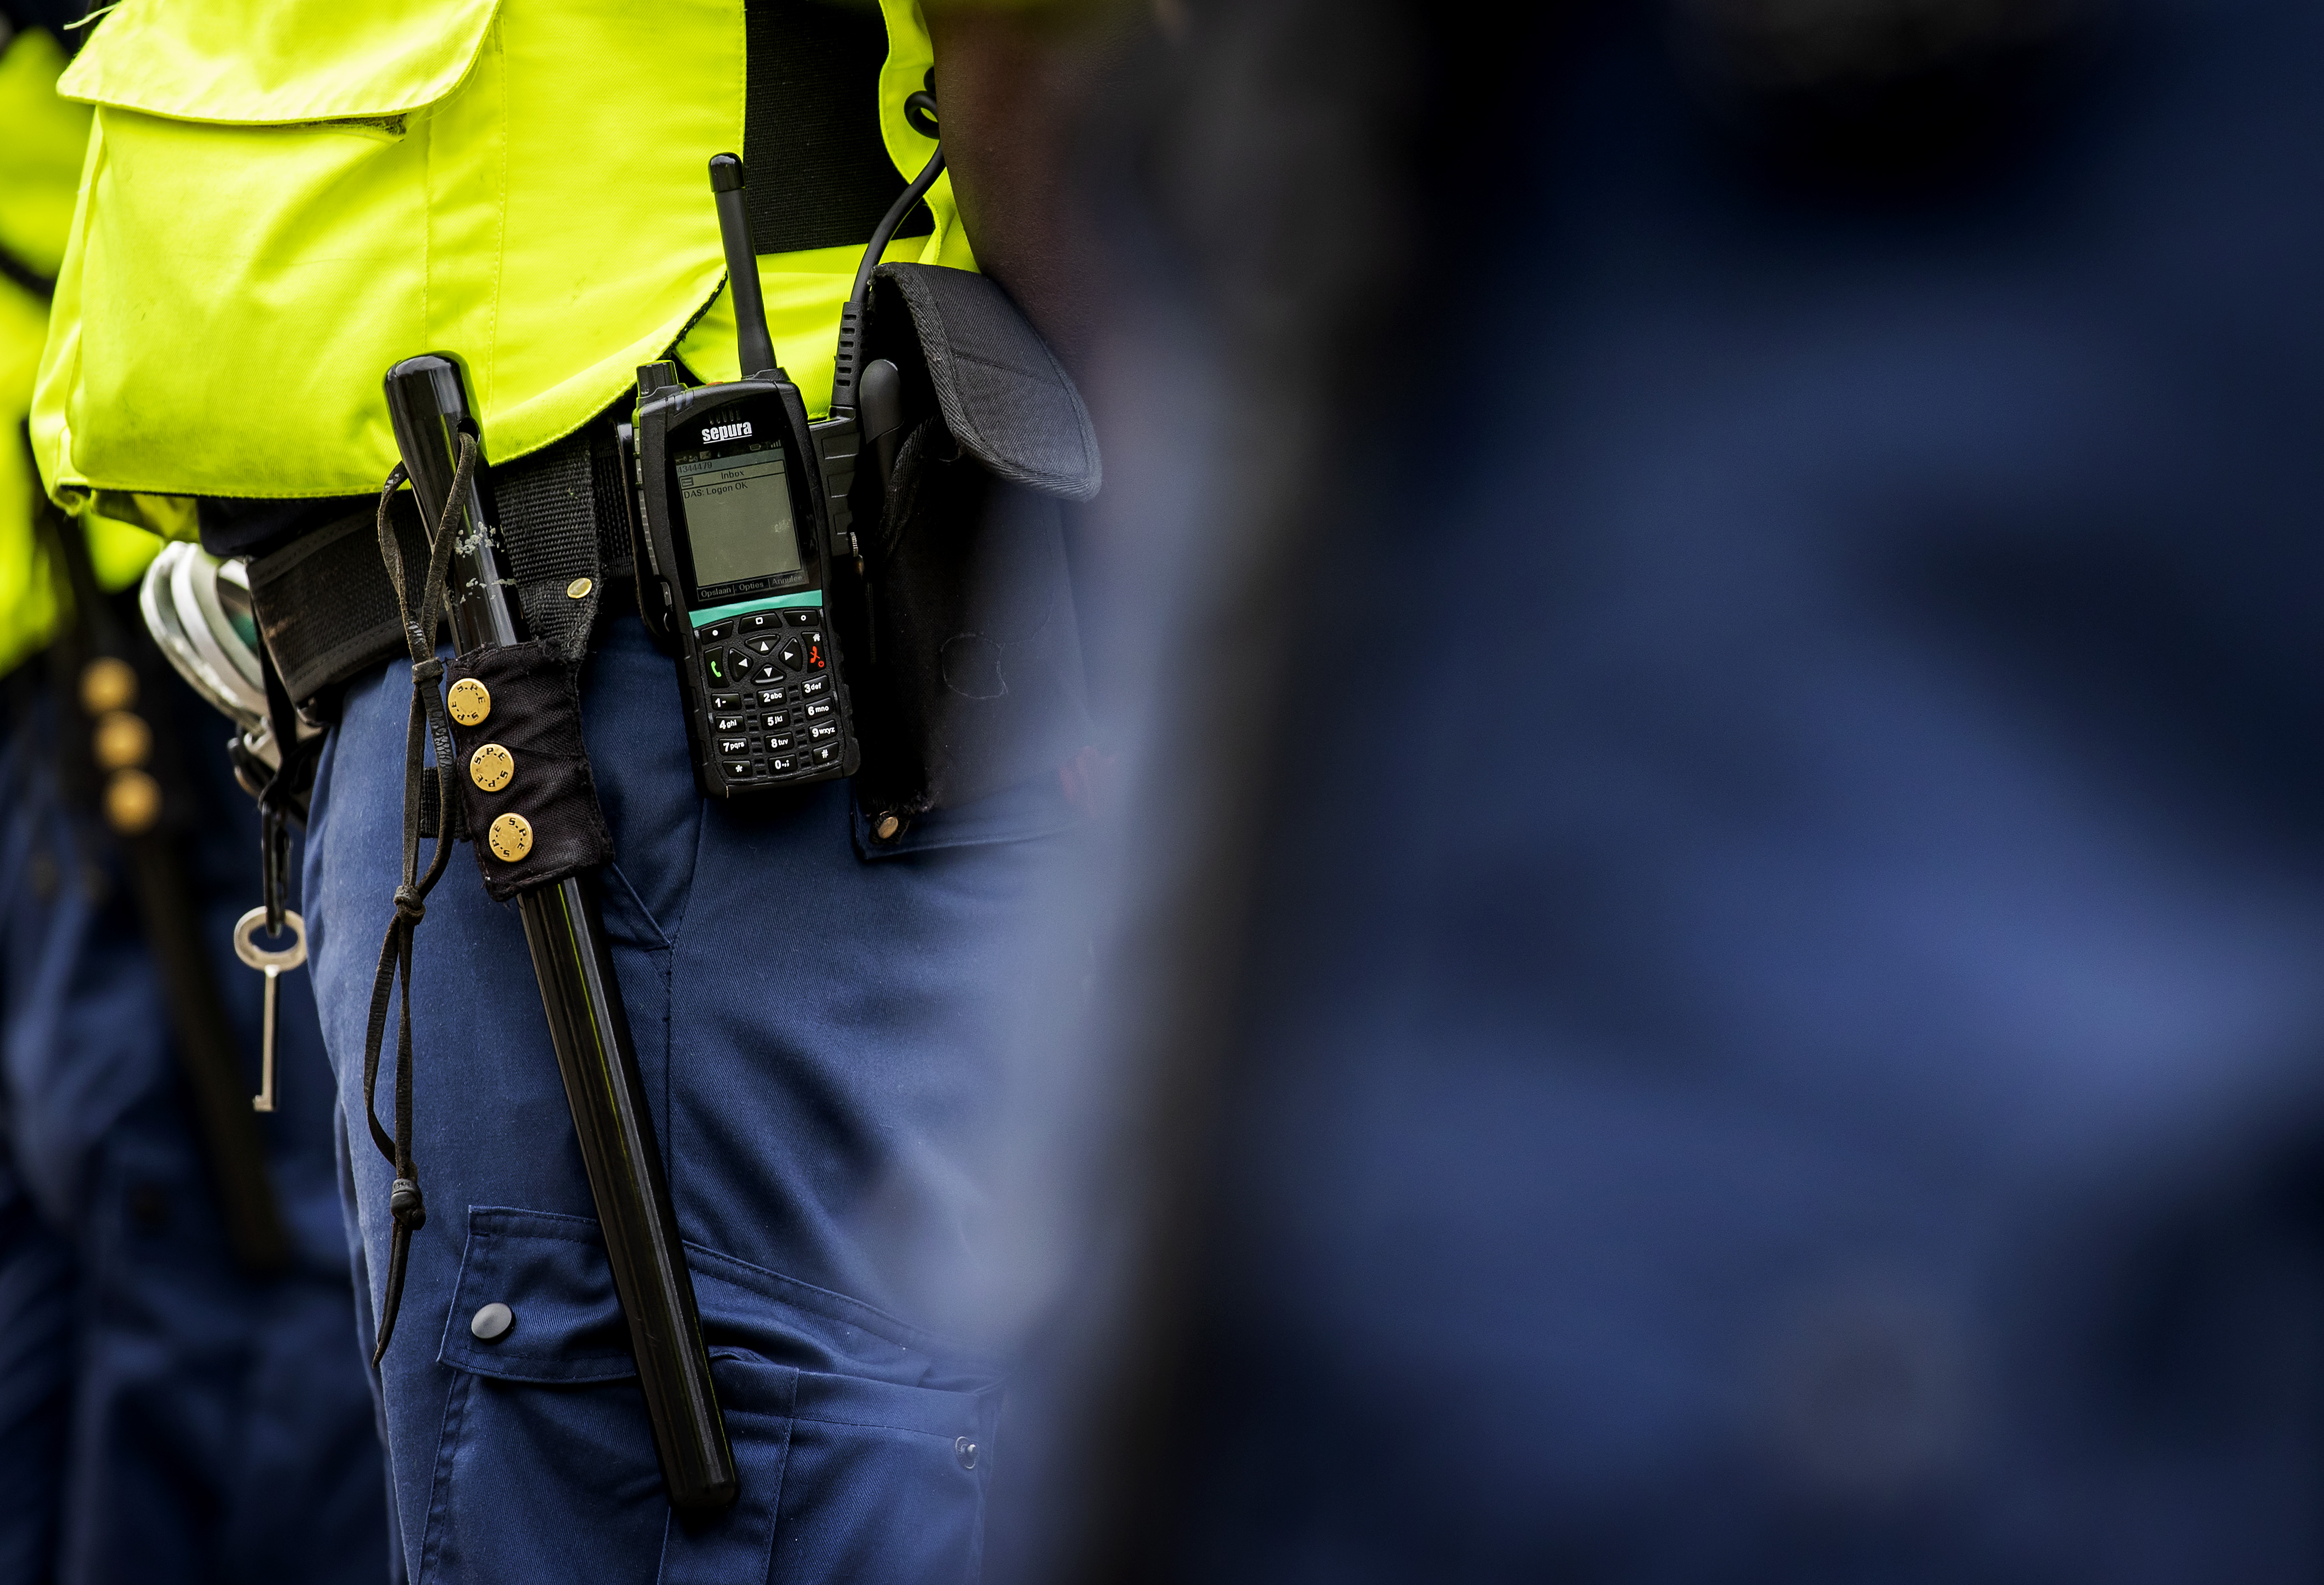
[707,154,780,381]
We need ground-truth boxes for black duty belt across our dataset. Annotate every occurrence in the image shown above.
[246,427,634,718]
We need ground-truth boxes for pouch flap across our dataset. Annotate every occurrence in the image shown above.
[61,0,499,124]
[870,264,1101,502]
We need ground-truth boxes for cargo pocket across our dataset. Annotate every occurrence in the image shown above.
[422,1208,995,1585]
[764,1370,994,1585]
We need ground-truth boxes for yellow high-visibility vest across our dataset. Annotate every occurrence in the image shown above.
[29,0,972,529]
[0,25,155,678]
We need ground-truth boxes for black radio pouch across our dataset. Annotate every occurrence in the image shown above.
[841,263,1102,825]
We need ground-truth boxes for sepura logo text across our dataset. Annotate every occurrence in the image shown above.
[702,421,753,443]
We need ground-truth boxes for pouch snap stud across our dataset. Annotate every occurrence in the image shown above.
[470,743,515,792]
[954,1436,978,1471]
[93,711,151,770]
[488,813,533,862]
[447,677,491,726]
[105,769,162,834]
[470,1302,513,1341]
[79,656,136,715]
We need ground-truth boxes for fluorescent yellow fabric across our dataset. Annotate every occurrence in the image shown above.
[31,0,973,512]
[0,26,157,678]
[0,25,92,277]
[57,0,502,123]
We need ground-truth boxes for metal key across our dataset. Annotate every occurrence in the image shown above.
[233,906,307,1113]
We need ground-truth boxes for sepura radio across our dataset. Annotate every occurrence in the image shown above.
[619,155,860,798]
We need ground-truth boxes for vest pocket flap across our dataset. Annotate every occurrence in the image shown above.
[439,1207,639,1384]
[60,0,500,124]
[868,264,1102,502]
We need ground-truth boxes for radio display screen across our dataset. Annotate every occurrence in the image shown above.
[675,440,806,599]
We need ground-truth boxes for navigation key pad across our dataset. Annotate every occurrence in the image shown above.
[696,611,842,788]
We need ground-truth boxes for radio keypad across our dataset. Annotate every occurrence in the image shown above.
[697,611,840,787]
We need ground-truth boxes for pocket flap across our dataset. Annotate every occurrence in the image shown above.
[440,1208,638,1383]
[869,264,1102,502]
[61,0,499,124]
[439,1207,1001,1391]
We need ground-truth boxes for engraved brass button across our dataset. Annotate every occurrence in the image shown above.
[104,769,162,834]
[446,677,492,726]
[469,743,515,792]
[79,656,136,715]
[488,813,533,862]
[93,711,151,770]
[566,576,594,600]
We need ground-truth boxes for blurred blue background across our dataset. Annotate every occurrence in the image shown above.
[1067,0,2324,1578]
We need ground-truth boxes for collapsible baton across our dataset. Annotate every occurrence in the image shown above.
[383,356,739,1512]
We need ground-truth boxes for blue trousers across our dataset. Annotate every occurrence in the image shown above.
[305,612,1084,1582]
[0,681,390,1585]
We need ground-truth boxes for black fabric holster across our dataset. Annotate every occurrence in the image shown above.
[840,263,1103,822]
[440,640,616,901]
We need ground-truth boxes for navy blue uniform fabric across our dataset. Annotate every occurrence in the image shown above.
[0,672,390,1584]
[304,612,1083,1582]
[1157,0,2324,1578]
[0,1153,70,1582]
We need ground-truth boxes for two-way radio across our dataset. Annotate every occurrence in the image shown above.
[621,156,861,798]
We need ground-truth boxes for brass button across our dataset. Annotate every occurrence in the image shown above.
[104,769,161,834]
[469,742,515,792]
[79,656,136,715]
[93,711,151,770]
[488,813,533,862]
[566,576,594,600]
[873,814,902,842]
[446,677,491,726]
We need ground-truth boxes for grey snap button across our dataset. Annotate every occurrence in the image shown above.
[954,1436,978,1471]
[470,1302,514,1342]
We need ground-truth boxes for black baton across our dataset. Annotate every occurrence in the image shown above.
[384,354,739,1512]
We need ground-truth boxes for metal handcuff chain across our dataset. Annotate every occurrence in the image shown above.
[359,439,476,1365]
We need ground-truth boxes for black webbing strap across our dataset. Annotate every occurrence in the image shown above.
[246,427,631,712]
[743,0,933,255]
[492,435,601,667]
[247,500,424,709]
[34,491,290,1275]
[356,445,472,1366]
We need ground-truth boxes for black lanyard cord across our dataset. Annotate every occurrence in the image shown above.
[360,438,475,1366]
